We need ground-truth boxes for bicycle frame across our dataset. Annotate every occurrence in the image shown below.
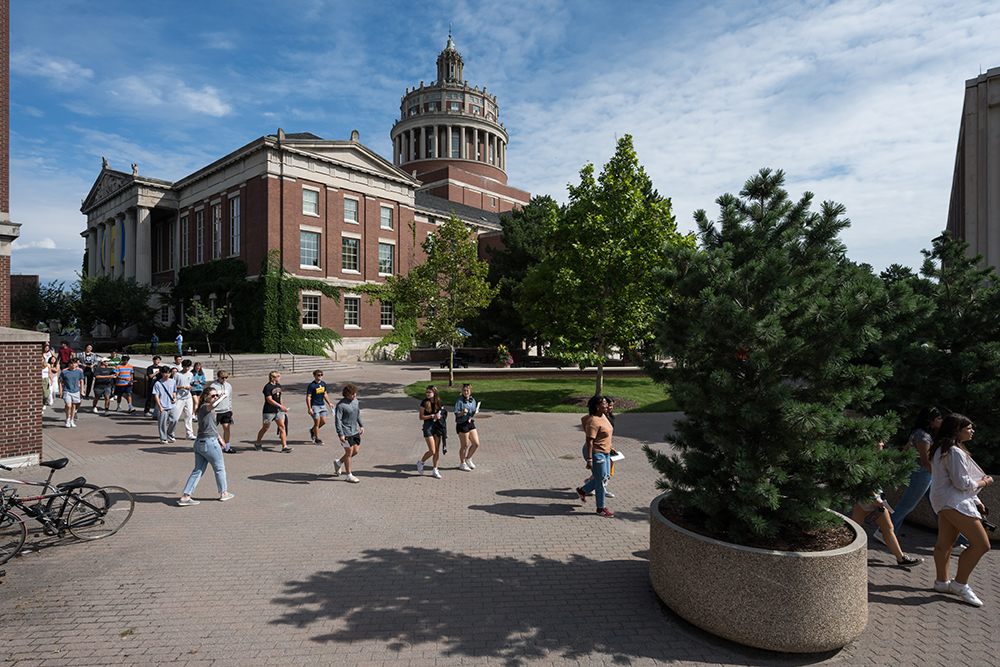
[0,460,91,534]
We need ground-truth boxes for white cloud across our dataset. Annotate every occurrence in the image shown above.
[11,49,93,88]
[12,237,57,250]
[106,75,232,118]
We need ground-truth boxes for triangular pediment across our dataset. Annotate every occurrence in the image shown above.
[284,139,418,185]
[81,169,134,213]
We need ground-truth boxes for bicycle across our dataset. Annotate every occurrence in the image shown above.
[0,457,135,565]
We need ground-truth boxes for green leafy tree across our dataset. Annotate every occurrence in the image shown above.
[643,168,915,544]
[185,300,227,357]
[465,195,559,352]
[362,216,498,384]
[520,134,692,394]
[11,280,78,330]
[78,274,156,344]
[875,231,1000,470]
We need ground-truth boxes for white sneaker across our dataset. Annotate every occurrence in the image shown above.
[933,580,953,594]
[952,543,968,556]
[71,420,77,428]
[192,415,198,421]
[431,468,441,479]
[345,475,360,484]
[459,462,472,472]
[417,460,424,475]
[65,419,71,428]
[604,490,615,498]
[872,529,886,546]
[466,459,475,469]
[93,406,99,413]
[334,459,343,476]
[949,581,983,607]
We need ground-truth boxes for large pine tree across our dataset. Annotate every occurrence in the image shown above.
[644,169,914,543]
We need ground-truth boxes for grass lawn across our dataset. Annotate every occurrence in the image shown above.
[403,377,678,413]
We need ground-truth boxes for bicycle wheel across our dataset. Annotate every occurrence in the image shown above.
[0,509,26,564]
[45,483,99,522]
[67,486,134,540]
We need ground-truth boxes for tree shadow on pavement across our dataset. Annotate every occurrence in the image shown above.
[270,547,842,667]
[367,464,417,479]
[247,472,339,485]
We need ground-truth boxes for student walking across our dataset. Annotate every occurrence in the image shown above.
[455,383,481,471]
[334,384,364,483]
[152,368,178,443]
[255,371,290,452]
[113,355,136,412]
[929,414,994,607]
[576,395,615,517]
[306,370,333,444]
[91,358,116,413]
[178,387,234,506]
[60,357,85,427]
[417,385,444,478]
[77,344,98,398]
[210,370,234,452]
[190,362,207,414]
[143,356,164,416]
[173,359,195,438]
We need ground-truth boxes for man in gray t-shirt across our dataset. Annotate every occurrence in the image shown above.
[334,383,364,484]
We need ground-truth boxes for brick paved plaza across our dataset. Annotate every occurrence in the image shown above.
[2,362,999,666]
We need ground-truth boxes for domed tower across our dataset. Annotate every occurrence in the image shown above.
[391,34,527,213]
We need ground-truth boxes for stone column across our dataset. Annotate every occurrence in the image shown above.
[172,212,181,278]
[446,126,453,158]
[124,209,137,279]
[460,127,467,159]
[116,213,126,278]
[135,206,151,286]
[419,127,426,160]
[409,129,416,162]
[95,222,106,276]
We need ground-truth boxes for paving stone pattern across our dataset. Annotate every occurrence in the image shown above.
[2,362,999,666]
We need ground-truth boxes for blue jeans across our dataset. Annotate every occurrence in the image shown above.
[581,452,610,508]
[183,437,227,496]
[891,467,969,546]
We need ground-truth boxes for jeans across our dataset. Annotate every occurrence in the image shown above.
[183,437,227,496]
[891,466,969,546]
[157,405,178,441]
[581,451,610,508]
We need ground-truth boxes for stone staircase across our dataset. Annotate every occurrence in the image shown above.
[211,355,356,378]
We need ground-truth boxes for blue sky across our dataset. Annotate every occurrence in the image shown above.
[9,0,1000,284]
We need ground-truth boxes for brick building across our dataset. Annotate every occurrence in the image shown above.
[0,0,49,465]
[79,36,527,359]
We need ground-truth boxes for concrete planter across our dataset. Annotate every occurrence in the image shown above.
[885,474,1000,543]
[649,493,868,653]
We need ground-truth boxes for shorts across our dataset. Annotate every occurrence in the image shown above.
[422,421,436,438]
[342,434,361,448]
[191,390,203,397]
[216,411,233,425]
[456,420,476,434]
[311,404,329,418]
[262,411,286,424]
[94,384,113,398]
[114,385,133,396]
[62,391,81,405]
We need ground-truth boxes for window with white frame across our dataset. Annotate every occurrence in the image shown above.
[380,302,394,327]
[180,216,189,267]
[344,198,358,223]
[342,236,359,272]
[380,206,393,230]
[303,188,319,216]
[160,305,170,324]
[344,297,360,327]
[450,102,460,112]
[229,196,240,256]
[212,203,222,260]
[302,295,320,327]
[195,210,204,264]
[378,242,394,275]
[300,231,320,267]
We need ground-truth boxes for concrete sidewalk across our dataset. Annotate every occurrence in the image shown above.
[2,362,998,666]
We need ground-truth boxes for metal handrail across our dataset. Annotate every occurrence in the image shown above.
[218,344,235,377]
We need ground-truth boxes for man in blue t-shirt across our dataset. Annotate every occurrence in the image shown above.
[306,370,334,445]
[60,357,86,428]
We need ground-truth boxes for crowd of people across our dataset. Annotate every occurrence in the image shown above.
[39,342,993,606]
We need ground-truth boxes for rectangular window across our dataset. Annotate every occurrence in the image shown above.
[303,188,319,216]
[342,237,359,272]
[300,231,320,267]
[180,216,189,267]
[195,210,204,264]
[160,305,170,324]
[380,302,394,327]
[428,102,437,111]
[344,198,358,223]
[450,101,460,112]
[229,196,240,256]
[427,133,435,157]
[380,206,393,230]
[168,221,175,270]
[344,297,360,327]
[302,295,320,327]
[451,132,460,158]
[212,203,222,260]
[378,242,394,275]
[490,143,495,165]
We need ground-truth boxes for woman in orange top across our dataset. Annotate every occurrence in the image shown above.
[576,395,614,517]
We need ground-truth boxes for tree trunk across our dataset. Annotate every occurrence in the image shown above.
[596,361,605,396]
[448,342,455,386]
[206,335,213,358]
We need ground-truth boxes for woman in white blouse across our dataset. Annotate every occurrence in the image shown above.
[929,414,994,607]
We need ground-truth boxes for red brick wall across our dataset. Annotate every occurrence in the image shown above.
[0,341,43,459]
[0,255,9,328]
